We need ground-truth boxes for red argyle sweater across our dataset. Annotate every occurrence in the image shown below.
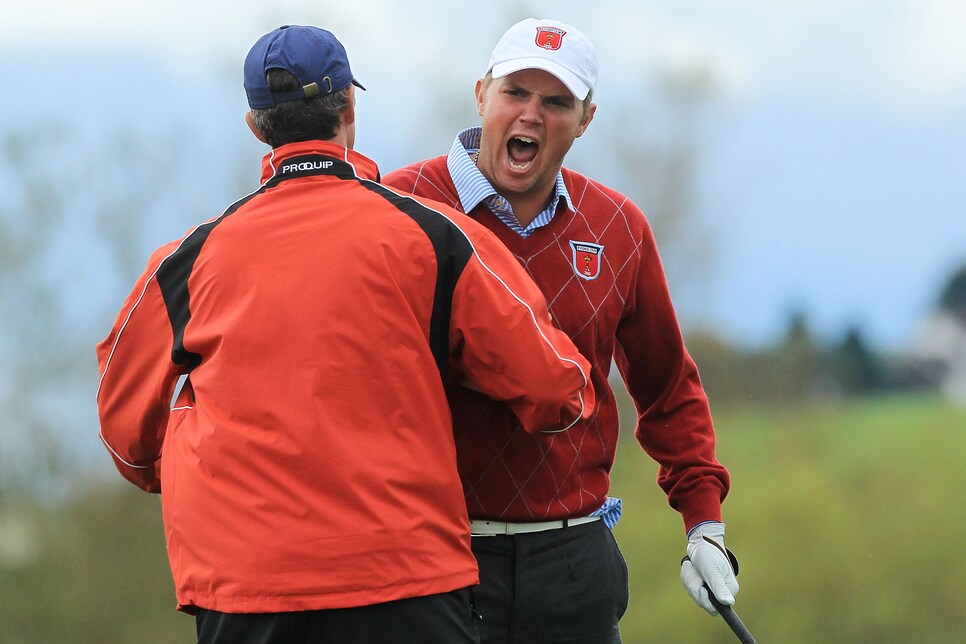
[383,157,729,530]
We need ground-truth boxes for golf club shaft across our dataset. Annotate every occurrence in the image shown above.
[707,587,758,644]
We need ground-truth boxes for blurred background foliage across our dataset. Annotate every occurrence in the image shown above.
[613,392,965,643]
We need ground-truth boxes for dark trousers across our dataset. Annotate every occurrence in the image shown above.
[470,519,629,644]
[195,587,480,644]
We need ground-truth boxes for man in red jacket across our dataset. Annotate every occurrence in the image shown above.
[383,18,739,643]
[95,24,594,644]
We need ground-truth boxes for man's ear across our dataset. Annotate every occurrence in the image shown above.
[342,84,356,127]
[576,103,596,138]
[475,78,486,117]
[245,111,267,143]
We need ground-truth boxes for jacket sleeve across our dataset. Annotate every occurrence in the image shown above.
[449,229,595,433]
[95,243,186,493]
[614,214,729,532]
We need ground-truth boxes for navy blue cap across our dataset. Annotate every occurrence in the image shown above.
[244,25,365,109]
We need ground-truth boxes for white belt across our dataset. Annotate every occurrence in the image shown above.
[470,516,600,536]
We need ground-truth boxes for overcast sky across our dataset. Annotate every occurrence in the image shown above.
[4,0,966,349]
[10,0,965,112]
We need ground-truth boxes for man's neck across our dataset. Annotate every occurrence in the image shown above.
[474,160,559,227]
[503,190,555,228]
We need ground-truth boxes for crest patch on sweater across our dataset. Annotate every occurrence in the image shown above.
[569,241,604,280]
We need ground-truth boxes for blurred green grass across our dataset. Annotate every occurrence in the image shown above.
[612,392,966,643]
[1,393,963,642]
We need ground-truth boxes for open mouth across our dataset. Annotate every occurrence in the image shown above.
[507,136,538,170]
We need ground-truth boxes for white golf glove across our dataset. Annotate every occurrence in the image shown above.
[680,521,739,616]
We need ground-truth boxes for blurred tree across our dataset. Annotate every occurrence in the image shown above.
[782,309,812,348]
[0,126,86,496]
[777,309,824,401]
[937,263,966,323]
[918,262,966,404]
[828,324,885,396]
[684,330,754,408]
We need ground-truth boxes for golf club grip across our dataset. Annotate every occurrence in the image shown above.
[706,587,758,644]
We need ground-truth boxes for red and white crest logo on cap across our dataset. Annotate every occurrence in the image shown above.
[535,26,567,50]
[569,240,604,280]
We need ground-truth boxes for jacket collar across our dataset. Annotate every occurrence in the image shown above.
[260,140,380,184]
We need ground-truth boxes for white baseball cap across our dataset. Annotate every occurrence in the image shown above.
[486,18,598,100]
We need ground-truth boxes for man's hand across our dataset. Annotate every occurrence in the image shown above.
[680,521,739,615]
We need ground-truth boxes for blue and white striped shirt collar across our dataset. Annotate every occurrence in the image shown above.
[446,127,572,236]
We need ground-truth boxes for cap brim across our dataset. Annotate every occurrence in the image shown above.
[352,78,366,91]
[491,58,589,100]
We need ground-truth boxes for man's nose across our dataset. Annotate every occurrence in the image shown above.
[518,98,543,123]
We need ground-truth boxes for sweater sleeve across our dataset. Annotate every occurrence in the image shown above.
[614,212,729,532]
[95,243,186,493]
[449,229,595,434]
